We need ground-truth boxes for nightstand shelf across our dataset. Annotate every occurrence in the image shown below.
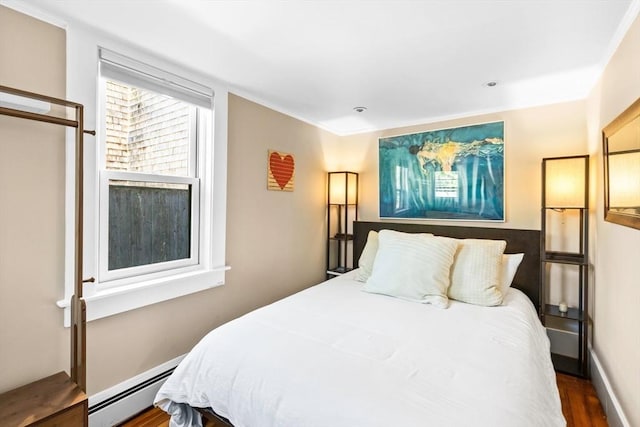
[551,354,584,377]
[329,233,354,241]
[544,304,585,322]
[327,172,358,279]
[327,267,354,276]
[542,251,587,265]
[540,155,590,378]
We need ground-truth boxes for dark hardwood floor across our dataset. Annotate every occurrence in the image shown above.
[120,407,222,427]
[556,373,608,427]
[121,373,607,427]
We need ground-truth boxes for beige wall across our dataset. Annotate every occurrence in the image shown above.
[0,5,69,392]
[2,7,638,424]
[336,101,589,231]
[87,94,332,394]
[587,12,640,427]
[0,7,335,395]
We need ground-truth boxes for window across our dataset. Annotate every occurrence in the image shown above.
[98,49,213,287]
[99,80,203,284]
[59,39,229,325]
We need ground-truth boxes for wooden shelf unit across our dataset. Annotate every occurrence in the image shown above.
[540,155,590,378]
[326,172,358,278]
[0,372,88,426]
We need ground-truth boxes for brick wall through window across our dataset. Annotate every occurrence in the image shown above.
[105,81,191,177]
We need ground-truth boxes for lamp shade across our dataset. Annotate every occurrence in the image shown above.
[543,155,588,209]
[328,171,358,205]
[609,151,640,208]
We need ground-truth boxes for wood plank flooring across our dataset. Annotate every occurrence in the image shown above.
[556,373,608,427]
[120,407,225,427]
[121,373,607,427]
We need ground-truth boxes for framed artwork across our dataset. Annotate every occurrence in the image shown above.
[267,150,295,191]
[379,121,504,221]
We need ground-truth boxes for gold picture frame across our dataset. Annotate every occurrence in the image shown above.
[603,96,640,230]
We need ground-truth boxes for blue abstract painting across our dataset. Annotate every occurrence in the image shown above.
[379,121,504,221]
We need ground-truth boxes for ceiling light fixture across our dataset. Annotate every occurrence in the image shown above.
[353,106,367,113]
[484,81,498,87]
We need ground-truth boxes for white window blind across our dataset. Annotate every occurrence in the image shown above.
[99,47,213,109]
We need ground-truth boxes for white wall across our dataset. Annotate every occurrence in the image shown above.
[587,11,640,427]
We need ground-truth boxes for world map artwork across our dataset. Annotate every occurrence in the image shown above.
[379,121,505,221]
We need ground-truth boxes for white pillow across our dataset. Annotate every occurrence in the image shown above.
[356,230,433,282]
[500,253,524,295]
[356,230,379,282]
[447,238,507,306]
[362,230,458,308]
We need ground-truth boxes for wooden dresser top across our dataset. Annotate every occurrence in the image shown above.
[0,371,86,426]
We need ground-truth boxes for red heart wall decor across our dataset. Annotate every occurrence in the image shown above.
[268,150,295,191]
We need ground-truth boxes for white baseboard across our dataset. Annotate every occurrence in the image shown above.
[88,354,186,427]
[589,349,630,427]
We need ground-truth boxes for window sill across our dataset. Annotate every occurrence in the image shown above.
[56,266,230,327]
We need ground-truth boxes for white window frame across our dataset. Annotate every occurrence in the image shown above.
[98,171,201,285]
[57,30,229,326]
[96,74,203,286]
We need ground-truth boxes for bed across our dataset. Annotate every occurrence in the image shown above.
[154,221,564,427]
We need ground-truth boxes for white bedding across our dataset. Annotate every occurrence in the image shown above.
[155,271,565,427]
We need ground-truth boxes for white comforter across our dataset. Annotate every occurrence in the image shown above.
[155,271,565,427]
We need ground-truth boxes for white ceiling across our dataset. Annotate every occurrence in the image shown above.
[9,0,639,135]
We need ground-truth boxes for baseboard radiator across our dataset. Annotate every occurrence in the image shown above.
[88,355,185,426]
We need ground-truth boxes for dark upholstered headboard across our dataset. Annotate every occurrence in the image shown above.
[353,221,541,311]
